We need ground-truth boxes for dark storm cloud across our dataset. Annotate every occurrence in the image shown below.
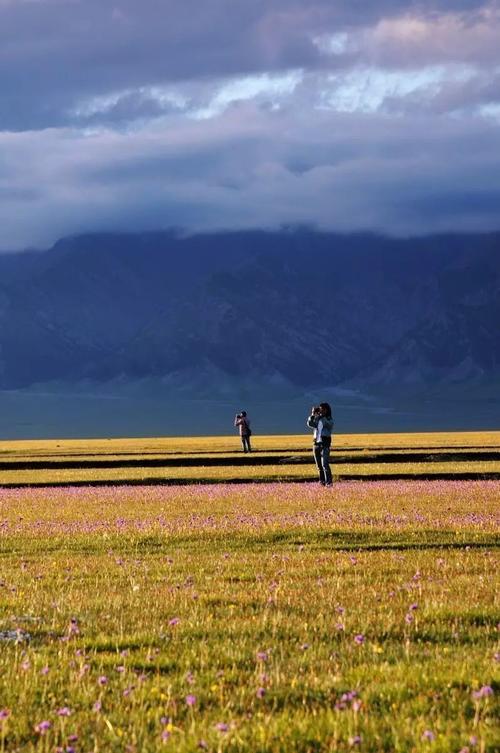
[1,1,500,248]
[2,99,500,248]
[0,0,496,130]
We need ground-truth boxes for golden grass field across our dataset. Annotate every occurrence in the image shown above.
[0,431,498,751]
[1,431,499,486]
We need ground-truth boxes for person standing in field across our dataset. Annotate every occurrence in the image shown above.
[234,410,252,453]
[307,402,334,486]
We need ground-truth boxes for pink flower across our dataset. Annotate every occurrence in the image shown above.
[40,666,49,675]
[421,730,435,741]
[98,675,108,686]
[215,722,229,732]
[35,720,52,734]
[186,694,197,707]
[256,650,269,662]
[472,685,493,700]
[57,707,72,717]
[93,700,102,712]
[256,687,266,698]
[168,617,180,627]
[349,735,362,746]
[67,618,80,637]
[354,634,365,645]
[0,709,10,720]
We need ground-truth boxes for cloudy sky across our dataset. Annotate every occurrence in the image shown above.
[1,0,500,249]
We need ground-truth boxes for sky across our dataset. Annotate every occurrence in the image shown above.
[1,0,500,250]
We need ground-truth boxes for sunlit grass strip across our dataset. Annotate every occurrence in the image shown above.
[0,481,498,752]
[1,430,500,458]
[1,460,500,486]
[1,448,499,467]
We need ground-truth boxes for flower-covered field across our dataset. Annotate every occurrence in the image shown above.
[0,480,498,752]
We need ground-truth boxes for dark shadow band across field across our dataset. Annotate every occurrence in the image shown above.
[1,471,500,488]
[2,449,500,470]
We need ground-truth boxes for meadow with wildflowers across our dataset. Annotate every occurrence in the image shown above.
[0,467,498,751]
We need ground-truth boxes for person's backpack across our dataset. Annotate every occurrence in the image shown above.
[243,419,252,436]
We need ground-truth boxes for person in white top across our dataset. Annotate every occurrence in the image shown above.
[307,402,334,485]
[234,411,252,452]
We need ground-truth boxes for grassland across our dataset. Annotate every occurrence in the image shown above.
[1,431,500,486]
[0,478,498,752]
[0,433,498,751]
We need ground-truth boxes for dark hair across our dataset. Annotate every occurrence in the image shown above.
[319,402,332,419]
[240,411,247,417]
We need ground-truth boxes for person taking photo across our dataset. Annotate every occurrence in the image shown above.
[307,402,334,486]
[234,410,252,453]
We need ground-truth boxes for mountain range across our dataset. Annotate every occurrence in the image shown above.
[0,229,499,436]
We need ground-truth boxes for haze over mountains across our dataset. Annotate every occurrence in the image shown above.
[1,229,499,437]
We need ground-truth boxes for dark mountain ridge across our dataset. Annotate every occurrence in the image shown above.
[0,229,499,394]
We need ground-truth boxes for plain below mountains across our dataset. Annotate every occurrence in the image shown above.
[0,229,499,436]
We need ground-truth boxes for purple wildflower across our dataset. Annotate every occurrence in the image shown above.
[186,694,197,707]
[57,707,72,717]
[98,675,108,686]
[354,634,365,645]
[472,685,493,700]
[349,735,362,746]
[256,687,266,698]
[215,722,229,732]
[40,665,49,675]
[35,720,52,734]
[92,700,102,712]
[421,730,435,741]
[0,709,10,720]
[67,618,80,637]
[256,650,269,662]
[405,613,414,624]
[168,617,180,627]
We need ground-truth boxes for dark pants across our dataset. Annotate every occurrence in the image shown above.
[313,438,332,484]
[241,434,252,452]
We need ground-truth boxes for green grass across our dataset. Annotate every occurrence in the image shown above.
[0,479,498,752]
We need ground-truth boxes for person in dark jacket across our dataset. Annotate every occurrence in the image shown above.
[307,402,334,485]
[234,410,252,452]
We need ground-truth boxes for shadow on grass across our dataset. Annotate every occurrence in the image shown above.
[1,529,498,556]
